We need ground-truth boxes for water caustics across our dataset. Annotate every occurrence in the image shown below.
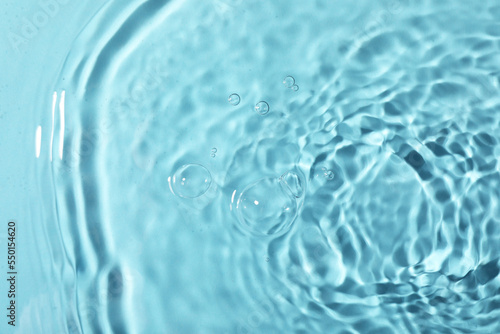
[34,0,500,333]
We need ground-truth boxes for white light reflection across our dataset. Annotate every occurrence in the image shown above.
[49,91,57,161]
[35,126,42,158]
[59,90,65,159]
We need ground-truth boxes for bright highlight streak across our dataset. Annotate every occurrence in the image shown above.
[230,189,237,211]
[35,126,42,158]
[50,91,57,161]
[59,90,65,159]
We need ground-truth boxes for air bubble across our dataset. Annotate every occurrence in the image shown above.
[283,76,295,88]
[169,164,212,198]
[322,167,334,180]
[235,170,305,236]
[236,177,297,236]
[228,93,241,106]
[255,101,269,115]
[291,84,299,91]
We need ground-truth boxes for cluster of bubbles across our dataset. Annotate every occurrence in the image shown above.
[282,75,299,91]
[169,162,305,237]
[170,74,307,236]
[227,93,270,116]
[226,74,298,116]
[321,167,334,180]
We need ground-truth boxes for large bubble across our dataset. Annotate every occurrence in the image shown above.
[234,170,304,236]
[169,163,212,198]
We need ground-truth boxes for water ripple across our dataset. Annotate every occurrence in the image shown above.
[40,0,500,333]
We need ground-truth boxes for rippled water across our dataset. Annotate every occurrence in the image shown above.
[29,0,500,333]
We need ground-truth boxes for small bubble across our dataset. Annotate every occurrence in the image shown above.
[321,167,334,180]
[255,101,269,115]
[211,148,217,158]
[282,75,295,88]
[170,164,212,198]
[291,84,299,91]
[265,257,270,262]
[228,93,241,106]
